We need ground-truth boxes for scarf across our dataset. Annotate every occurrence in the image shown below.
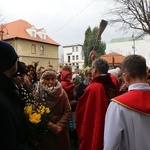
[38,81,63,109]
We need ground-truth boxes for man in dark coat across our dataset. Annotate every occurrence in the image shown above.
[0,41,29,149]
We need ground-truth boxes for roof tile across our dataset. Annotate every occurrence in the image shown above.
[3,19,60,46]
[100,52,125,63]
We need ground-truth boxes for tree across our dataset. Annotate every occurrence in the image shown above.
[83,26,106,67]
[107,0,150,35]
[83,26,92,67]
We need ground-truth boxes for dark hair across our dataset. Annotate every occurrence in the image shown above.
[85,69,92,76]
[62,65,72,73]
[92,58,109,74]
[18,61,27,74]
[121,54,147,79]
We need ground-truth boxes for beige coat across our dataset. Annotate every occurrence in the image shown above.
[39,89,71,150]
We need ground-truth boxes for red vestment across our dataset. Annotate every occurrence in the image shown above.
[112,90,150,115]
[75,74,119,150]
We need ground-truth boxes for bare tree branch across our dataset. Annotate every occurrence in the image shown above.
[107,0,150,36]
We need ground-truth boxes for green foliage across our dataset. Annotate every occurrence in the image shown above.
[83,26,106,67]
[83,26,92,67]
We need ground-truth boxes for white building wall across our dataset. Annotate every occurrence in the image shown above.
[63,44,84,72]
[106,36,150,67]
[63,47,72,64]
[143,36,150,67]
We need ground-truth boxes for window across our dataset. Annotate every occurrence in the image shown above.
[68,56,70,63]
[40,46,44,55]
[72,55,75,60]
[76,55,78,60]
[76,63,79,69]
[31,44,36,54]
[42,34,45,39]
[32,31,36,38]
[76,47,78,52]
[72,63,75,66]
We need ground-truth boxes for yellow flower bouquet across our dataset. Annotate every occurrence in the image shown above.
[23,91,51,149]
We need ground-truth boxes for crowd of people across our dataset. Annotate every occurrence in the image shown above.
[0,40,150,150]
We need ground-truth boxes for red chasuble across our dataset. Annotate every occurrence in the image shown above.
[75,75,119,150]
[75,74,118,150]
[112,90,150,115]
[76,83,108,150]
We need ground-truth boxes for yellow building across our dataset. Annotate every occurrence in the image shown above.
[0,19,60,70]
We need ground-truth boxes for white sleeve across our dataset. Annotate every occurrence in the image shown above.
[103,101,123,150]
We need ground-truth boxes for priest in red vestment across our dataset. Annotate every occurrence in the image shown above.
[75,58,119,150]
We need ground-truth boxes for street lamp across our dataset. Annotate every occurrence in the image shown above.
[132,33,135,55]
[0,24,9,40]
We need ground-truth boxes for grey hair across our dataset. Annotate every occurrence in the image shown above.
[92,58,109,74]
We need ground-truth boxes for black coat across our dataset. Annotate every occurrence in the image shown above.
[0,73,29,150]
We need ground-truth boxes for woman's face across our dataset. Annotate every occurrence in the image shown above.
[44,75,57,87]
[86,74,92,82]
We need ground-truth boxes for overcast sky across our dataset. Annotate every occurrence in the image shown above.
[0,0,128,56]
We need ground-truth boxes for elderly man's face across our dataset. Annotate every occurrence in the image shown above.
[91,66,96,78]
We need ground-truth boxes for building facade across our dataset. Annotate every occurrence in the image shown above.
[63,44,84,72]
[0,19,60,70]
[106,35,150,67]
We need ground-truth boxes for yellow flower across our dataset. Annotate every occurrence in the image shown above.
[45,107,51,113]
[24,105,32,115]
[29,113,41,124]
[37,105,45,115]
[40,106,45,115]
